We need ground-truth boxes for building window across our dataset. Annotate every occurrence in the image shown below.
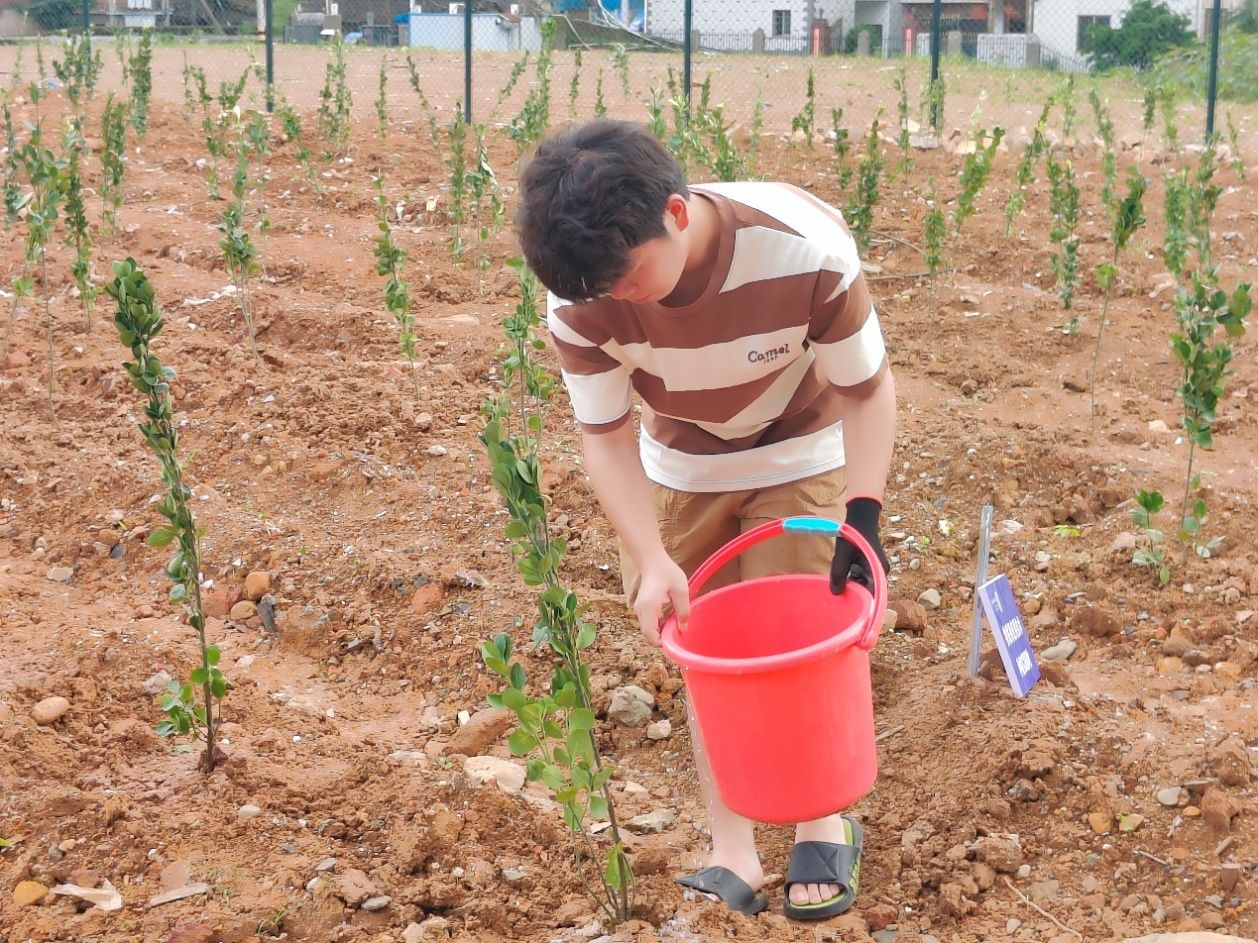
[773,9,792,36]
[1077,14,1110,48]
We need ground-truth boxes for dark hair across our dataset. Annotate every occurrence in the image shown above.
[515,119,688,302]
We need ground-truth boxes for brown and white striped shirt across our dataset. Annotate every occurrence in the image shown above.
[547,182,887,493]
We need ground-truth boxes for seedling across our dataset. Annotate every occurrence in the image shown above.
[1088,89,1118,219]
[594,69,608,118]
[567,49,580,117]
[129,30,153,137]
[702,101,746,182]
[646,87,666,141]
[1045,149,1081,322]
[317,34,352,160]
[372,175,419,398]
[405,51,444,161]
[218,126,261,362]
[1141,87,1157,145]
[63,120,96,331]
[375,54,389,140]
[508,18,557,158]
[950,126,1004,260]
[1159,84,1179,155]
[106,260,229,773]
[613,43,631,102]
[447,108,468,261]
[923,180,945,308]
[1187,138,1221,269]
[99,94,128,235]
[1162,169,1190,281]
[1004,99,1052,238]
[1130,489,1170,586]
[466,124,504,288]
[2,96,19,228]
[1058,75,1076,141]
[790,68,816,147]
[846,109,884,255]
[1090,168,1146,420]
[892,67,913,178]
[480,259,634,924]
[1225,111,1245,181]
[52,32,102,112]
[748,92,765,172]
[924,75,945,132]
[275,97,320,197]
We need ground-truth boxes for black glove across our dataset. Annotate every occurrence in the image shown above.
[830,496,890,595]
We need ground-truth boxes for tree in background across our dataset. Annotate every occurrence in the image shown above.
[1083,0,1194,70]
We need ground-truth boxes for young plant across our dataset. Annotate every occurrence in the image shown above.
[106,259,229,772]
[1045,149,1081,323]
[923,180,945,307]
[276,98,320,196]
[405,51,444,161]
[748,91,765,172]
[218,131,261,362]
[99,94,128,235]
[1159,84,1179,155]
[567,48,580,118]
[129,30,153,137]
[1162,169,1190,281]
[3,96,19,228]
[375,53,389,140]
[1141,87,1157,144]
[1130,489,1170,586]
[1004,99,1052,238]
[613,43,631,102]
[1187,137,1221,269]
[507,19,556,158]
[646,87,666,141]
[1090,168,1146,420]
[447,108,468,261]
[53,32,102,112]
[703,102,746,182]
[63,120,96,331]
[924,75,946,132]
[1058,74,1076,141]
[790,68,816,147]
[480,259,634,925]
[1088,89,1118,218]
[893,67,913,178]
[467,124,503,287]
[846,110,884,255]
[1225,111,1245,181]
[950,126,1004,258]
[372,175,419,398]
[317,33,352,160]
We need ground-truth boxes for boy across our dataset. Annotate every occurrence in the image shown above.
[515,119,895,920]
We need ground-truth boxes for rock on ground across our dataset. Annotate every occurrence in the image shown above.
[607,685,655,727]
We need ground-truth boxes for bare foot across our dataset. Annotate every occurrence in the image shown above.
[789,815,850,906]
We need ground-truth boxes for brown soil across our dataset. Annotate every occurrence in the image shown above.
[1,49,1257,943]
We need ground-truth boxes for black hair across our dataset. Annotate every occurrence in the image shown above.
[515,119,688,302]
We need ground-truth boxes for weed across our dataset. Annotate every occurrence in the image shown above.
[106,260,229,772]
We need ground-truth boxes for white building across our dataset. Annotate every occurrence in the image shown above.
[1029,0,1200,61]
[642,0,904,54]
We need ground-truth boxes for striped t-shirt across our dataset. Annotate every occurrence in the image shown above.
[546,181,887,493]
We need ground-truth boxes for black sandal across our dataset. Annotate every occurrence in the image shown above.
[676,866,769,916]
[782,815,864,921]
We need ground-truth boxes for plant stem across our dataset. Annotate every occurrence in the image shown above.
[1090,244,1119,425]
[1180,438,1196,563]
[42,253,53,411]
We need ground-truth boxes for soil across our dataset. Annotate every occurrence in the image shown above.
[1,45,1257,943]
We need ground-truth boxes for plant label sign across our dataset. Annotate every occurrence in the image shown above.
[978,574,1040,698]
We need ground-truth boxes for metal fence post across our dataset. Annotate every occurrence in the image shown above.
[81,0,90,32]
[1204,0,1222,140]
[683,0,693,114]
[464,1,473,123]
[264,0,275,113]
[928,0,942,130]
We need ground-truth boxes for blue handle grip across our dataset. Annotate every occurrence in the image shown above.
[782,516,841,535]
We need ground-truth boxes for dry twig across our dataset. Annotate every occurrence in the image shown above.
[1003,876,1082,941]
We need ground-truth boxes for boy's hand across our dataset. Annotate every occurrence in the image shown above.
[634,553,691,646]
[830,497,890,594]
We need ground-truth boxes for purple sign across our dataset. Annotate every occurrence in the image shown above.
[978,574,1040,698]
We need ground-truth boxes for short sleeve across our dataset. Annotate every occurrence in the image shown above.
[807,269,888,396]
[546,292,633,433]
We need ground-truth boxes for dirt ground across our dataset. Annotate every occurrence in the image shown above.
[1,44,1257,943]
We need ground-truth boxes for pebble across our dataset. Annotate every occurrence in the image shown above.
[646,719,672,740]
[890,599,927,633]
[32,696,71,725]
[607,685,655,727]
[463,755,525,794]
[360,895,392,911]
[1156,787,1183,807]
[137,603,155,618]
[230,600,257,620]
[237,803,262,821]
[627,809,676,833]
[46,565,74,583]
[13,880,49,906]
[918,588,942,610]
[305,877,322,892]
[244,571,271,601]
[315,857,338,872]
[1237,610,1255,626]
[1087,811,1112,834]
[501,867,526,884]
[1016,864,1032,879]
[1034,550,1052,571]
[426,445,448,457]
[142,671,174,695]
[415,412,433,431]
[1041,639,1077,662]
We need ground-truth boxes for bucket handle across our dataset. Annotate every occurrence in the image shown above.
[684,516,888,652]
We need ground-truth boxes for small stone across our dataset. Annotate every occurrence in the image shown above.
[137,603,155,618]
[607,685,654,727]
[890,599,927,633]
[1109,532,1139,555]
[387,751,428,767]
[315,857,338,872]
[1088,811,1112,834]
[1148,419,1170,433]
[166,924,215,943]
[1041,639,1077,661]
[1156,657,1183,674]
[1220,862,1242,893]
[628,809,676,833]
[13,881,49,906]
[1016,864,1032,879]
[425,445,448,457]
[360,895,392,911]
[463,755,525,794]
[69,868,100,888]
[411,582,444,617]
[646,719,672,740]
[1008,779,1040,801]
[444,708,513,756]
[403,924,424,943]
[160,859,193,891]
[142,670,174,695]
[244,571,271,601]
[1237,610,1255,625]
[1201,788,1241,834]
[416,412,433,431]
[976,836,1024,873]
[1211,733,1254,787]
[864,902,898,930]
[32,696,71,725]
[918,588,942,610]
[237,803,262,821]
[1162,624,1196,657]
[46,565,74,583]
[501,867,526,883]
[1156,786,1183,807]
[305,877,322,892]
[230,600,257,620]
[1071,606,1120,637]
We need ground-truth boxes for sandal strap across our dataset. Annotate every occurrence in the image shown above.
[785,841,861,890]
[675,866,766,916]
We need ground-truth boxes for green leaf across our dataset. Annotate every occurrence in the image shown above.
[541,764,566,789]
[210,677,228,699]
[205,646,221,666]
[569,708,595,732]
[501,687,527,711]
[169,583,187,603]
[588,794,608,819]
[576,623,596,650]
[485,692,505,710]
[147,526,177,548]
[190,667,209,685]
[508,729,537,756]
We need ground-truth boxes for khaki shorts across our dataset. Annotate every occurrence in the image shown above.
[620,467,848,603]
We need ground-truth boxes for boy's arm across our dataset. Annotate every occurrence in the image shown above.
[837,366,896,502]
[581,420,690,645]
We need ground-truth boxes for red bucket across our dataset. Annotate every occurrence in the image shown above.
[660,516,886,824]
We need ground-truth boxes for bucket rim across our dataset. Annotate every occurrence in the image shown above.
[660,573,872,676]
